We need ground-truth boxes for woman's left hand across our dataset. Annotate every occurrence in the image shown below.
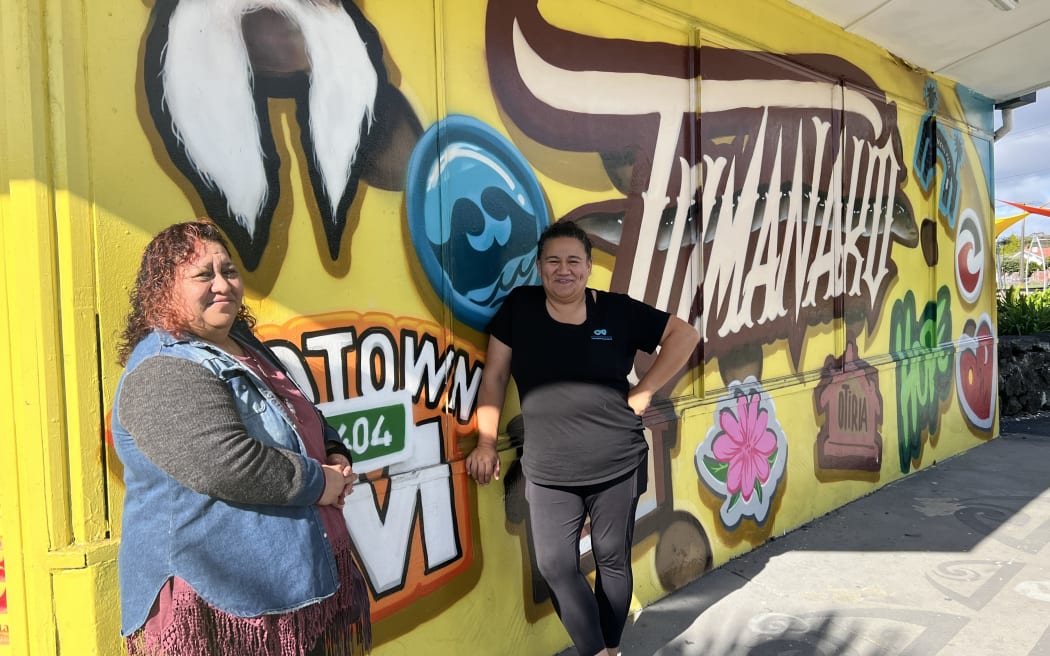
[326,453,355,503]
[627,388,654,416]
[629,316,699,415]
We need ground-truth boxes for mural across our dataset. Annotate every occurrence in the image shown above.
[695,377,787,527]
[143,0,422,271]
[915,81,965,229]
[486,0,918,375]
[119,0,1000,651]
[405,115,550,331]
[814,341,884,475]
[890,286,955,473]
[955,211,997,432]
[252,312,482,619]
[956,314,997,432]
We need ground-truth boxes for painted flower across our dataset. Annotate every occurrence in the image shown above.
[712,394,778,502]
[696,376,786,526]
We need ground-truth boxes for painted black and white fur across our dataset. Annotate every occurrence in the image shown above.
[144,0,421,270]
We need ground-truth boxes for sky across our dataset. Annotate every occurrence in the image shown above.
[994,89,1050,239]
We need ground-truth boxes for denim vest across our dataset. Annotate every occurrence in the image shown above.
[112,327,337,635]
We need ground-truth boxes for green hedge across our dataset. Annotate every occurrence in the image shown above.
[997,287,1050,336]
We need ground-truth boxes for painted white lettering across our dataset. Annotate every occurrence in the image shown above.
[743,122,788,325]
[791,116,830,315]
[841,138,868,295]
[449,354,482,423]
[511,18,691,302]
[700,105,901,342]
[359,331,397,395]
[304,330,356,401]
[344,421,460,593]
[402,333,455,406]
[861,141,897,297]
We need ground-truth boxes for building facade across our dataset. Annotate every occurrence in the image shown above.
[1,0,998,654]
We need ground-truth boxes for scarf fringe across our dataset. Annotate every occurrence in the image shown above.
[127,541,371,656]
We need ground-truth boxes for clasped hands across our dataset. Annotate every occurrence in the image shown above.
[319,454,355,508]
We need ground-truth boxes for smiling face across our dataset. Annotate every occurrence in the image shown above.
[174,239,244,343]
[539,235,591,303]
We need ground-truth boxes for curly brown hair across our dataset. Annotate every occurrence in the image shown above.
[117,220,256,365]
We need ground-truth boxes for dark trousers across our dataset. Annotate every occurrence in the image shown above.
[525,466,646,656]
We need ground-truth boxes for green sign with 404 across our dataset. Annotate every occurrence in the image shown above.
[321,391,413,472]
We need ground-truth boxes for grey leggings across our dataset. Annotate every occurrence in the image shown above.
[525,466,646,656]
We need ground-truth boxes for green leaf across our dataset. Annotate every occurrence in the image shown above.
[998,287,1050,336]
[704,456,729,483]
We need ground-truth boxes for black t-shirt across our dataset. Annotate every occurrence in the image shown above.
[488,286,670,485]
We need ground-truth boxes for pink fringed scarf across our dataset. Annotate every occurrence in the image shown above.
[126,533,371,656]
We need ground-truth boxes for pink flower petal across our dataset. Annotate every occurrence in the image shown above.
[717,387,782,505]
[725,456,744,495]
[736,456,756,501]
[745,395,761,426]
[753,406,769,436]
[753,450,771,481]
[736,395,750,418]
[720,407,743,437]
[754,428,778,457]
[712,433,740,461]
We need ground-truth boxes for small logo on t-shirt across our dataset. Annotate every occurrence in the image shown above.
[592,328,613,341]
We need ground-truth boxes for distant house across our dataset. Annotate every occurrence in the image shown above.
[1026,245,1050,262]
[1029,269,1050,287]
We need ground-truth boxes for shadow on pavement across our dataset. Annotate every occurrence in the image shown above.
[555,418,1050,655]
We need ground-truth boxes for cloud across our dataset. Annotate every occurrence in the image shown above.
[994,91,1050,236]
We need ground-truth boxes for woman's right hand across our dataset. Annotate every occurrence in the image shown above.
[319,463,354,508]
[466,443,500,485]
[469,336,510,486]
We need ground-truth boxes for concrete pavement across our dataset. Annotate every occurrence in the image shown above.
[562,416,1050,655]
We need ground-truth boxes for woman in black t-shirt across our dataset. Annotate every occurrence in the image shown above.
[466,220,699,656]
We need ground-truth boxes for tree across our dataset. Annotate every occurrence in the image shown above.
[1000,235,1021,257]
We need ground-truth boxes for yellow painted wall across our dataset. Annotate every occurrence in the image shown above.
[1,0,998,654]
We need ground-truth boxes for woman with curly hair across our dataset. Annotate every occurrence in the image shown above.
[112,219,371,656]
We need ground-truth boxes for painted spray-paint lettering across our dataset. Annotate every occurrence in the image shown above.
[914,81,964,228]
[890,287,954,473]
[255,313,482,619]
[701,107,903,356]
[486,0,918,369]
[267,323,482,423]
[838,388,868,432]
[814,341,883,472]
